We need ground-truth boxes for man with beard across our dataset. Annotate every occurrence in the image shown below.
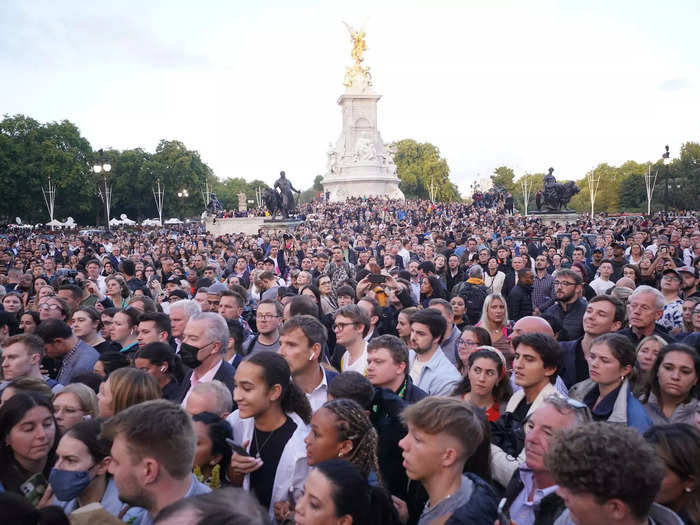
[407,308,461,396]
[542,269,587,341]
[101,400,210,524]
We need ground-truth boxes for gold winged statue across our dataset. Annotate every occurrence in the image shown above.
[342,21,372,89]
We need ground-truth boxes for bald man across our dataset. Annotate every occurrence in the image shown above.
[509,316,568,396]
[511,316,554,338]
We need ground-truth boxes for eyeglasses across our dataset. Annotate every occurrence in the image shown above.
[333,321,356,331]
[38,304,61,311]
[458,340,479,348]
[553,281,577,287]
[256,314,279,321]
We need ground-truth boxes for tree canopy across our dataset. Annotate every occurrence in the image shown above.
[0,114,271,224]
[392,139,461,202]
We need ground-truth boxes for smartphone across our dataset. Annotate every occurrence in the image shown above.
[368,273,386,284]
[20,473,48,506]
[497,498,511,525]
[225,438,251,457]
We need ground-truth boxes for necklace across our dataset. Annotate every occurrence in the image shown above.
[253,425,279,459]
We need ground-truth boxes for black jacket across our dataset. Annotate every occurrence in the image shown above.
[507,283,533,322]
[559,338,586,389]
[445,473,499,525]
[177,359,236,403]
[370,388,409,500]
[502,470,565,525]
[502,271,517,299]
[542,297,587,341]
[618,325,676,346]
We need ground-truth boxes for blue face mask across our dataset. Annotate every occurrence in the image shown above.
[49,467,93,501]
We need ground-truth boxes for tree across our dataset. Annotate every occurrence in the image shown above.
[393,139,461,201]
[299,175,324,204]
[0,114,94,224]
[491,166,516,193]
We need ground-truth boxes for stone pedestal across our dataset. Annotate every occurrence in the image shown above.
[205,217,265,236]
[204,217,303,237]
[321,90,404,201]
[529,213,582,226]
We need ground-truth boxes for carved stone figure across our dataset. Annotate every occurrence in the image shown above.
[536,168,580,212]
[355,135,376,161]
[327,143,338,175]
[272,171,300,219]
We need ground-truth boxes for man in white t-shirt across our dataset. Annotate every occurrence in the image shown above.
[589,259,615,296]
[333,304,370,374]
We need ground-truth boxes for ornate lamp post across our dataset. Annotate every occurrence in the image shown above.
[93,150,114,230]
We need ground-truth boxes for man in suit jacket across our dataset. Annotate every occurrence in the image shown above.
[178,312,236,405]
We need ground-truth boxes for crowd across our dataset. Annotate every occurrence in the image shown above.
[0,196,699,525]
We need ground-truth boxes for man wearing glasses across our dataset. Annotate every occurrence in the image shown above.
[334,304,370,374]
[499,395,592,525]
[542,269,586,341]
[244,299,282,355]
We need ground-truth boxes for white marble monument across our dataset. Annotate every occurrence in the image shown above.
[321,24,404,202]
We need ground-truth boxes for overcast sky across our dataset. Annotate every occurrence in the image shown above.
[2,0,698,195]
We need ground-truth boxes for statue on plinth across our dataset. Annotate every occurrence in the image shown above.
[535,167,580,213]
[269,171,300,219]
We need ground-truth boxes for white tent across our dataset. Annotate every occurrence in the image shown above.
[46,219,63,227]
[119,214,136,225]
[141,218,162,226]
[63,217,76,228]
[164,218,183,224]
[109,218,122,226]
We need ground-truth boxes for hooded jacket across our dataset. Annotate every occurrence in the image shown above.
[568,378,652,432]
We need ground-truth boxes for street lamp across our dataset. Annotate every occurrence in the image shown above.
[93,149,114,230]
[662,145,670,212]
[177,189,189,198]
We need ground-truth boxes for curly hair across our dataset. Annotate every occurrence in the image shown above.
[322,398,381,483]
[545,422,664,520]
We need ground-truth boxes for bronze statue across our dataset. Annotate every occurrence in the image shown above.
[535,167,580,213]
[268,171,300,219]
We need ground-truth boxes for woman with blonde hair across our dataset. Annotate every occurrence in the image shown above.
[52,383,98,434]
[476,293,513,364]
[96,367,160,418]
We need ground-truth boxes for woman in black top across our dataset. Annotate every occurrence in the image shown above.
[133,342,184,402]
[0,392,57,503]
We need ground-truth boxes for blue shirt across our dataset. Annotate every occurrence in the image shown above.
[408,347,461,396]
[55,477,145,523]
[509,467,558,525]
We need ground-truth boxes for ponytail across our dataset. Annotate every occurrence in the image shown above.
[245,351,311,424]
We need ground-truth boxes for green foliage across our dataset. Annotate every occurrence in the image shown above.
[0,115,94,224]
[491,166,516,192]
[393,139,461,201]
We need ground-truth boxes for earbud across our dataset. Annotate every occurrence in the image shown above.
[308,353,315,361]
[161,367,166,373]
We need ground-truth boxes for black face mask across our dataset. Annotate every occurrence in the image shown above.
[179,342,209,369]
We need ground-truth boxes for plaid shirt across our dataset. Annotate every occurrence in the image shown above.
[532,272,554,309]
[56,341,82,385]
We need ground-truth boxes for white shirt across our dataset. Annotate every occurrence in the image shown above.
[307,368,330,413]
[590,277,614,296]
[181,359,223,407]
[341,343,367,374]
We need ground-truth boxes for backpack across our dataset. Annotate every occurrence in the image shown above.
[459,283,488,324]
